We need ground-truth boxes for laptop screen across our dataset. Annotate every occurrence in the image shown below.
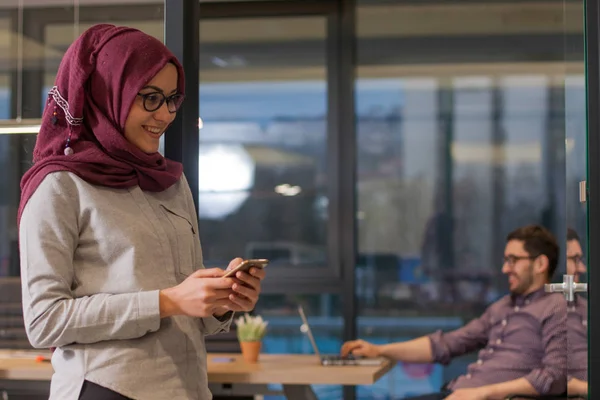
[297,305,321,358]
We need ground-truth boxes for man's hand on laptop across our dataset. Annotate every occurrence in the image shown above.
[341,339,381,358]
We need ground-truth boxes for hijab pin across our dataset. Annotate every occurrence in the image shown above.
[64,130,74,156]
[51,105,58,125]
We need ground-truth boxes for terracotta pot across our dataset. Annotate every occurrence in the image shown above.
[240,341,262,363]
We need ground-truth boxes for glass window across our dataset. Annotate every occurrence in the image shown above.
[0,16,13,280]
[198,16,329,270]
[198,11,343,400]
[564,0,587,393]
[0,1,165,350]
[0,18,9,119]
[355,1,577,398]
[44,18,164,109]
[0,34,38,349]
[566,73,586,251]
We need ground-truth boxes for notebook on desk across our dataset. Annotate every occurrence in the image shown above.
[297,305,384,366]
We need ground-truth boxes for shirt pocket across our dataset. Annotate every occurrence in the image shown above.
[160,204,197,280]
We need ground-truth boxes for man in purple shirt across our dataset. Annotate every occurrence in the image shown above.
[566,228,587,396]
[341,225,567,400]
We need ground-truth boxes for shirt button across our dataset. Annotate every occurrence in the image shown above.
[496,339,502,344]
[477,359,483,365]
[502,319,507,326]
[489,348,494,353]
[514,306,520,311]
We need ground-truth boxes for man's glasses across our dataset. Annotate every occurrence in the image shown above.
[137,92,185,113]
[503,255,535,267]
[567,254,585,264]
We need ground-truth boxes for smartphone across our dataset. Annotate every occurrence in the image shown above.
[223,259,269,277]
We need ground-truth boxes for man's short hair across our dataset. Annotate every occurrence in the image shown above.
[506,225,559,279]
[567,228,580,242]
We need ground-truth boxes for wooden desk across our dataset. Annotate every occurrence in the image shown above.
[208,353,394,399]
[0,351,394,399]
[0,356,52,381]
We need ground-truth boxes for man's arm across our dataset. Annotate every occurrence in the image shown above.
[427,309,491,365]
[447,378,537,400]
[481,377,537,399]
[343,309,491,364]
[377,336,434,363]
[568,378,588,396]
[518,296,568,395]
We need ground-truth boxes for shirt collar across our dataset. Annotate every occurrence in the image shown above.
[571,293,587,306]
[510,286,546,306]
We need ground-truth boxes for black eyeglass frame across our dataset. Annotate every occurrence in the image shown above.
[502,255,537,266]
[137,92,185,113]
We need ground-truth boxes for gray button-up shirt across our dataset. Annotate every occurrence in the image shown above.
[19,171,233,400]
[428,288,567,395]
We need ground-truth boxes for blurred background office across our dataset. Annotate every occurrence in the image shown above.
[0,0,587,399]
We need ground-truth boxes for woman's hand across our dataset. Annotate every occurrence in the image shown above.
[221,257,266,312]
[159,268,233,318]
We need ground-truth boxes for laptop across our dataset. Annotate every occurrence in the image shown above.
[297,305,384,366]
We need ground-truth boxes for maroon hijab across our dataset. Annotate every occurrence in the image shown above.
[18,24,184,225]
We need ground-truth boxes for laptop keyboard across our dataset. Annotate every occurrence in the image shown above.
[321,354,364,365]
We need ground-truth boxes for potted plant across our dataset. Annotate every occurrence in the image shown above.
[235,313,268,363]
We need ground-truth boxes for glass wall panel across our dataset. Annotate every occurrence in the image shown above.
[0,15,10,120]
[0,0,165,351]
[564,0,587,397]
[198,16,329,269]
[0,15,15,284]
[355,1,579,398]
[197,13,341,400]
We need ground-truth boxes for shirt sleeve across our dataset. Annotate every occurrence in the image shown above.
[201,311,235,336]
[19,173,161,349]
[428,308,491,365]
[522,295,567,395]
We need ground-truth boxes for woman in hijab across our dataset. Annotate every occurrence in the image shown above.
[18,24,265,400]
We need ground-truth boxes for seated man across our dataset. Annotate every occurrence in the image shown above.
[341,225,567,400]
[566,228,587,396]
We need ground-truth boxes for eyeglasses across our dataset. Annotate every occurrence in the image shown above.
[503,255,535,267]
[567,254,584,264]
[137,92,185,113]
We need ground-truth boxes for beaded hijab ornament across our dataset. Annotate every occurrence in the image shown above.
[47,86,83,155]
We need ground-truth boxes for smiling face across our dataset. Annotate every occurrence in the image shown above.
[567,239,586,282]
[124,63,179,154]
[501,239,548,295]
